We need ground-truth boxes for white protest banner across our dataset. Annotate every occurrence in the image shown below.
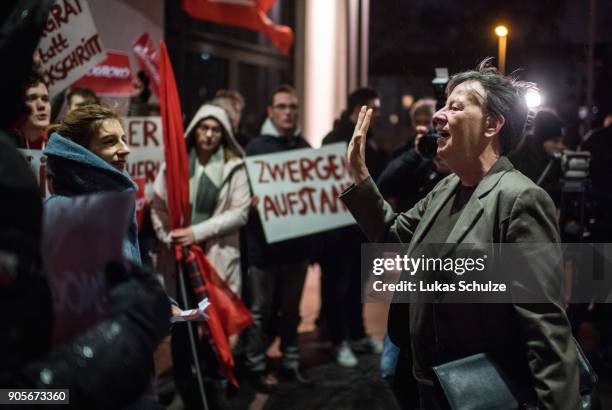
[18,149,51,200]
[245,142,355,243]
[36,0,106,97]
[123,117,164,198]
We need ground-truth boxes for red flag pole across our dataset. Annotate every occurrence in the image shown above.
[159,40,209,409]
[176,253,210,410]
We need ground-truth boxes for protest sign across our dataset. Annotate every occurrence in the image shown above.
[244,142,355,243]
[18,149,51,200]
[36,0,106,97]
[71,50,133,96]
[132,33,160,98]
[41,192,132,346]
[123,116,164,198]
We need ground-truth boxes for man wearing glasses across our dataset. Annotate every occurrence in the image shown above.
[243,85,314,392]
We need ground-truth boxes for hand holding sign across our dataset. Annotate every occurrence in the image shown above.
[170,298,211,323]
[347,106,373,185]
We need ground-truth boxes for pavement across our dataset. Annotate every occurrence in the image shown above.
[161,265,612,410]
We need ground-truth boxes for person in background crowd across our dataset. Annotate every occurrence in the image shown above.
[316,88,385,369]
[580,111,612,364]
[213,90,245,135]
[323,87,385,180]
[509,110,565,205]
[66,87,100,114]
[151,103,250,297]
[15,72,50,149]
[243,84,314,392]
[129,70,160,116]
[410,98,437,130]
[343,59,580,409]
[580,111,612,243]
[213,89,251,150]
[151,103,250,409]
[43,104,140,263]
[378,100,450,213]
[391,98,437,156]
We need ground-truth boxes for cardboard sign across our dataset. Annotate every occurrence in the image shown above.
[123,117,164,198]
[132,33,160,97]
[18,149,51,200]
[245,142,355,243]
[36,0,106,97]
[42,192,132,346]
[71,50,133,96]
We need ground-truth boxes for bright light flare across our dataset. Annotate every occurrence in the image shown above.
[495,25,508,37]
[525,89,542,108]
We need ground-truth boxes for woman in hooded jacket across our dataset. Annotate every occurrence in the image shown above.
[43,104,141,263]
[151,104,250,297]
[151,104,250,409]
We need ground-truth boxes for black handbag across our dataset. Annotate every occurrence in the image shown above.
[432,341,597,410]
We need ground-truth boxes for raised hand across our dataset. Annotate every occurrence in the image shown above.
[347,106,373,184]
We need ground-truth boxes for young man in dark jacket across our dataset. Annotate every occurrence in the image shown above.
[243,85,314,392]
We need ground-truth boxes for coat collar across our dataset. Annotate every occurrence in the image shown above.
[407,157,513,254]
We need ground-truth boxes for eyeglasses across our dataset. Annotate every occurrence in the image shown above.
[272,103,298,111]
[198,124,222,135]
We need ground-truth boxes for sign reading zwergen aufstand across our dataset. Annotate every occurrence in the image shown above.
[245,142,355,243]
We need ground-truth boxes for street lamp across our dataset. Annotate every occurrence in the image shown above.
[494,25,508,75]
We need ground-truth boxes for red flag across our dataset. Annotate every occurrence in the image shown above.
[181,0,293,55]
[158,41,252,387]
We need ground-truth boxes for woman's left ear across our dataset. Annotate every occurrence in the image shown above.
[484,115,505,139]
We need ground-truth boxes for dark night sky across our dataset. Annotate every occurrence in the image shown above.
[369,0,612,135]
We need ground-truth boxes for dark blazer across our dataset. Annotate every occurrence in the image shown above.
[340,157,580,409]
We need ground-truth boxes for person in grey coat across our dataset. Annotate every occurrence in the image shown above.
[342,58,580,409]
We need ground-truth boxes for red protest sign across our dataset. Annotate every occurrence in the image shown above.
[71,50,133,96]
[132,33,160,98]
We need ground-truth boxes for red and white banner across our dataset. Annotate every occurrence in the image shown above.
[132,33,160,98]
[123,117,164,198]
[244,142,355,243]
[36,0,106,97]
[181,0,293,55]
[71,50,133,96]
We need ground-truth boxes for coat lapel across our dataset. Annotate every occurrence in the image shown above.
[410,157,514,258]
[443,158,514,255]
[406,175,459,256]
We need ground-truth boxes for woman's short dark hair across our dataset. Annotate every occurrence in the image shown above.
[47,104,120,148]
[447,57,535,155]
